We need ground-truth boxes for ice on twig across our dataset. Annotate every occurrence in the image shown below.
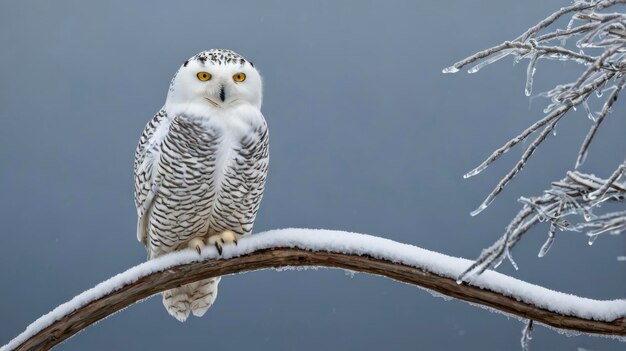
[582,99,596,121]
[525,55,539,96]
[442,66,459,74]
[538,232,555,257]
[463,169,625,276]
[446,0,626,266]
[467,50,513,74]
[470,202,489,217]
[521,319,534,351]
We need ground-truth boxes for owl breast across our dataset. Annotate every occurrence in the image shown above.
[145,107,269,258]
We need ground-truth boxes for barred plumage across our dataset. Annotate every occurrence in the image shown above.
[133,49,268,321]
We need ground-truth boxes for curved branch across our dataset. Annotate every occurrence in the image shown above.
[2,230,625,351]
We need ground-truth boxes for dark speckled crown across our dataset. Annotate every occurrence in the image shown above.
[185,49,251,67]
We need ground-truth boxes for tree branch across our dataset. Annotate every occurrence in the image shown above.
[2,230,625,351]
[444,0,626,215]
[458,170,626,281]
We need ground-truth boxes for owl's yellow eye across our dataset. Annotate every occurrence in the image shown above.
[233,72,246,82]
[197,72,212,81]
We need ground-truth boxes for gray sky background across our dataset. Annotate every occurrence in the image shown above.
[1,1,625,350]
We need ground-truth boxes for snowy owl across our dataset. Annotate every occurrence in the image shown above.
[133,49,269,321]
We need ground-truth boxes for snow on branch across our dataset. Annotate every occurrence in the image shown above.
[444,0,626,215]
[2,229,625,351]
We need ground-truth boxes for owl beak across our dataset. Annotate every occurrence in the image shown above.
[219,85,226,102]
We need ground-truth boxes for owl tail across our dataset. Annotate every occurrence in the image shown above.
[162,277,221,322]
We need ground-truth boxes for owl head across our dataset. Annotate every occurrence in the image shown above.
[165,49,262,114]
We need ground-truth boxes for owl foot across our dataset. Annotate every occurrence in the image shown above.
[187,237,205,255]
[208,230,240,255]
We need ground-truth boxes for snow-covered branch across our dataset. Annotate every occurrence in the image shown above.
[2,229,625,351]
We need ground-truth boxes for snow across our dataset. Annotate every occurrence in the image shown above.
[2,228,625,350]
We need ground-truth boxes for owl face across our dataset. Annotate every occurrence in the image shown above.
[165,50,262,114]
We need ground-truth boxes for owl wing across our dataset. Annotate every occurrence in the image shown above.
[133,109,168,245]
[225,121,270,236]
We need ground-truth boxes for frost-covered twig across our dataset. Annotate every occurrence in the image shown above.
[2,229,625,351]
[445,1,626,286]
[577,77,626,167]
[458,167,626,282]
[580,209,626,242]
[442,1,598,72]
[521,320,535,351]
[445,0,626,214]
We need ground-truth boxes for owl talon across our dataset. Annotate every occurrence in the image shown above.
[208,230,240,255]
[214,242,223,255]
[187,237,205,255]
